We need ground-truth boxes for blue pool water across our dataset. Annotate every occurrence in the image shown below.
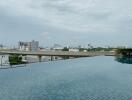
[0,56,132,100]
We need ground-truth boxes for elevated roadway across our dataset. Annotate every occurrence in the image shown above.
[0,50,115,57]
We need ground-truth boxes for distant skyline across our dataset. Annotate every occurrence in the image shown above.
[0,0,132,47]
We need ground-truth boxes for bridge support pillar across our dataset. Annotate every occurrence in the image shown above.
[51,56,53,61]
[38,55,42,62]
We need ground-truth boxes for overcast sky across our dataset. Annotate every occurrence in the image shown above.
[0,0,132,47]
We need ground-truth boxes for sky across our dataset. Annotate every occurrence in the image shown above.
[0,0,132,47]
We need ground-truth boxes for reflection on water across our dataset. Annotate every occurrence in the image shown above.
[1,56,132,100]
[115,56,132,64]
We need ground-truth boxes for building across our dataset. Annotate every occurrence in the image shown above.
[52,44,63,50]
[0,44,3,49]
[30,40,39,52]
[18,42,30,51]
[0,55,9,66]
[18,40,39,52]
[69,48,79,52]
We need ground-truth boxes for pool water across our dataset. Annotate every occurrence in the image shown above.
[0,56,132,100]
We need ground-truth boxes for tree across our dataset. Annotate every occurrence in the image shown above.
[62,47,69,51]
[9,54,24,65]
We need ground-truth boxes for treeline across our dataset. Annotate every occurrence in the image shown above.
[62,47,115,52]
[9,54,26,65]
[116,48,132,57]
[79,47,114,52]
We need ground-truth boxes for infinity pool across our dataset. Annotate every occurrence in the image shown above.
[0,56,132,100]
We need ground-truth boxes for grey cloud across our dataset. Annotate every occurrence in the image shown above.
[0,0,132,46]
[0,10,42,34]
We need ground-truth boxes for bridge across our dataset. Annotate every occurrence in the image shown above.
[0,50,115,62]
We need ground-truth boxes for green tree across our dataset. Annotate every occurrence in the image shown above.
[62,47,69,51]
[9,54,24,65]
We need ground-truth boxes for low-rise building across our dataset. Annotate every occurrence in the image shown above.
[0,55,10,66]
[19,42,30,51]
[52,44,63,50]
[18,40,39,52]
[69,48,79,52]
